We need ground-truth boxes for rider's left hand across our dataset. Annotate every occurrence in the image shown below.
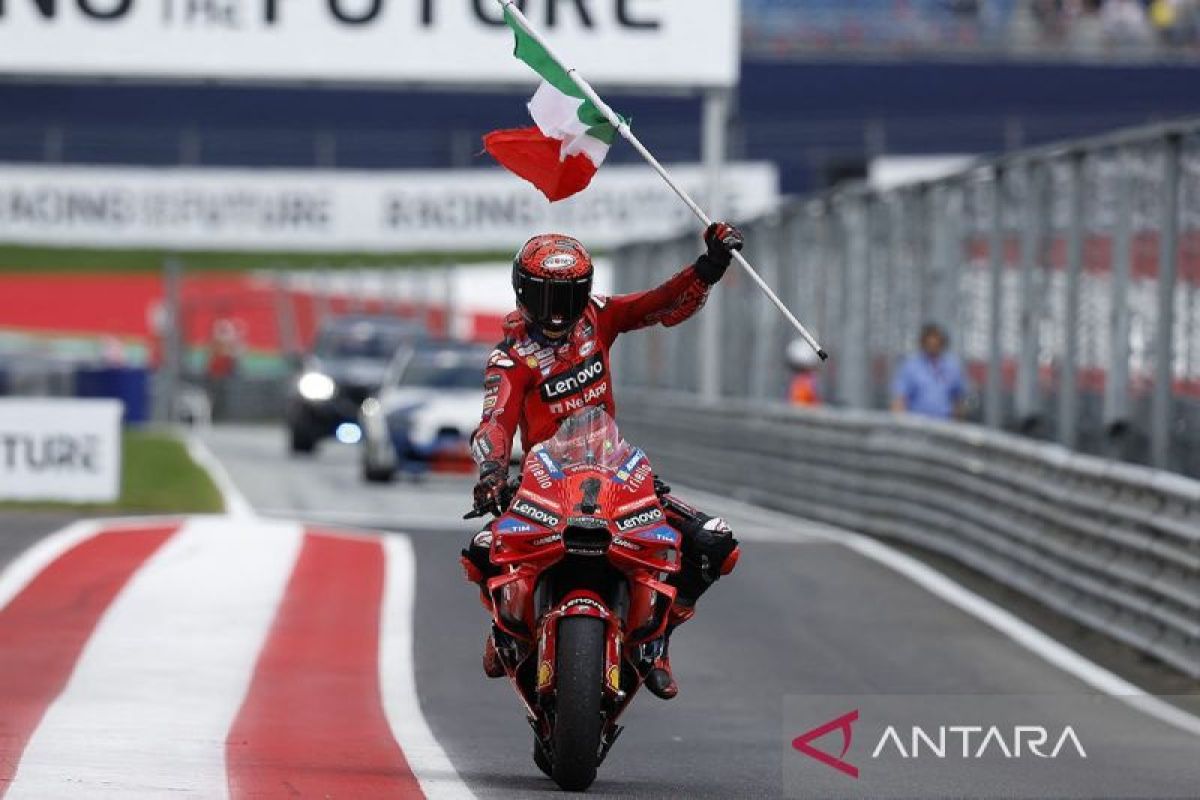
[696,222,744,284]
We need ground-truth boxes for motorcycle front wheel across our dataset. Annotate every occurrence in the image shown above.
[551,615,605,791]
[533,736,553,778]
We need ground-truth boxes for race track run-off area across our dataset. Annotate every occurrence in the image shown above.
[0,516,464,799]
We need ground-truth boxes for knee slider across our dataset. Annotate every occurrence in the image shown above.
[679,515,737,584]
[699,516,737,564]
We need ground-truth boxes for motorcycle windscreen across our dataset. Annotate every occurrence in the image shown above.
[539,406,635,469]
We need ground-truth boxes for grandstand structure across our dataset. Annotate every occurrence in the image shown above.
[2,4,1199,195]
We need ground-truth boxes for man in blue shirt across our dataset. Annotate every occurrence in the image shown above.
[891,323,968,420]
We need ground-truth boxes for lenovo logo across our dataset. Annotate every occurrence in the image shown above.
[539,354,605,402]
[511,498,561,528]
[615,506,664,532]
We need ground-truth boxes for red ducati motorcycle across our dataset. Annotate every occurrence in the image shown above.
[465,407,683,791]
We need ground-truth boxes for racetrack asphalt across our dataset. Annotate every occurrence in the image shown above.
[0,512,80,572]
[193,424,1200,799]
[4,427,1196,798]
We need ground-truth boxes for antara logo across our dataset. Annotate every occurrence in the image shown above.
[793,710,860,778]
[792,710,1087,780]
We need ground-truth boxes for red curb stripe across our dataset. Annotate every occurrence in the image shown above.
[0,523,179,795]
[227,531,423,799]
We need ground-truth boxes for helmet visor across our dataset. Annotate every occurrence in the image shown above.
[518,274,591,330]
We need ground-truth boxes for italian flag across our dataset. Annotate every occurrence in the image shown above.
[483,8,620,202]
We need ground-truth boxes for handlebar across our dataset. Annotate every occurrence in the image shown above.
[466,475,670,522]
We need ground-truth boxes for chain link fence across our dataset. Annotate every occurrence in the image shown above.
[613,118,1200,478]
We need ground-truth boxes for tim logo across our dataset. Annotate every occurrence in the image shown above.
[792,709,859,779]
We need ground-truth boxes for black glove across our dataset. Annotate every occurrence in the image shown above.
[695,222,744,284]
[472,461,508,516]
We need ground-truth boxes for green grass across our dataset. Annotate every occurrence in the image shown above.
[115,431,224,513]
[0,245,513,272]
[1,430,225,515]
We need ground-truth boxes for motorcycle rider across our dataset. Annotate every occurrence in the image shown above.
[462,224,744,700]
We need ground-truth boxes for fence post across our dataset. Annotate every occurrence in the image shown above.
[1059,151,1085,449]
[842,194,872,409]
[929,184,960,334]
[443,265,459,339]
[313,271,331,325]
[271,271,301,358]
[1104,149,1134,437]
[985,166,1006,429]
[915,184,931,327]
[1151,133,1182,470]
[698,88,729,404]
[1015,160,1044,428]
[749,216,781,402]
[816,201,835,381]
[158,256,184,424]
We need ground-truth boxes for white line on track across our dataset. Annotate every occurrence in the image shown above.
[381,535,476,799]
[7,516,305,799]
[186,433,255,519]
[676,484,1200,740]
[0,518,106,613]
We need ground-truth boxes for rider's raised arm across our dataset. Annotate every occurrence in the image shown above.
[598,263,715,338]
[599,223,743,339]
[470,345,531,471]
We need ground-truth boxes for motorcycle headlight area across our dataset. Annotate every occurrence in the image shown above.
[297,371,336,402]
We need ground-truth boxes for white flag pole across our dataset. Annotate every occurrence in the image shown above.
[495,0,828,361]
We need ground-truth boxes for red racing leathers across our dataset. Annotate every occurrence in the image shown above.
[471,263,714,468]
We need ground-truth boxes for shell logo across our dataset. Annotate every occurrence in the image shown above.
[537,660,553,689]
[607,664,621,692]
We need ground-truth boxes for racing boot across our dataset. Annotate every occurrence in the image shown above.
[668,602,696,628]
[482,630,505,679]
[642,627,679,700]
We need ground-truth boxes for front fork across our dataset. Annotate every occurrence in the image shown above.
[532,589,628,765]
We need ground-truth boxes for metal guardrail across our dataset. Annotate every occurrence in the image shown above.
[620,392,1200,679]
[613,116,1200,477]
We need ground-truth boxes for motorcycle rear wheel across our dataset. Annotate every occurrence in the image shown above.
[551,615,605,791]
